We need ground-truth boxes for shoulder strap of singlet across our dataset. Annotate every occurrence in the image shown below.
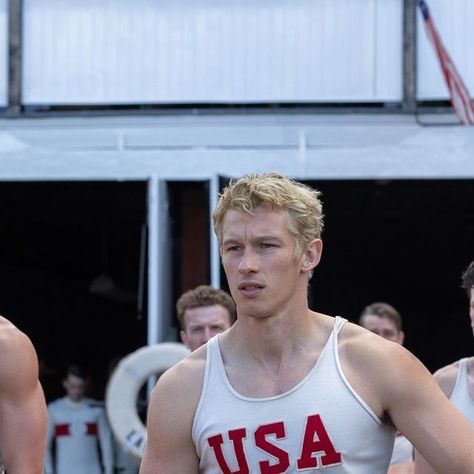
[333,315,347,335]
[207,333,221,367]
[453,358,468,393]
[331,315,384,424]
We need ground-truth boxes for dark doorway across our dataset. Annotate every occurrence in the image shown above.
[307,179,474,372]
[2,178,472,400]
[0,181,147,402]
[168,180,211,331]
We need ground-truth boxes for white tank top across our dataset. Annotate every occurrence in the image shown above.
[450,358,474,424]
[192,316,395,473]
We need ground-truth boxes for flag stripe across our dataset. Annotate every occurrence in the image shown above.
[417,0,474,125]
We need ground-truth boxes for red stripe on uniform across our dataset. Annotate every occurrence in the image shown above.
[86,423,98,435]
[55,424,70,436]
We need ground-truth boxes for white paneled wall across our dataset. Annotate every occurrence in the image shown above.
[417,0,474,100]
[22,0,402,105]
[0,0,7,106]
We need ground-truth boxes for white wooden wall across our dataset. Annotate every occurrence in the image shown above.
[0,0,7,106]
[22,0,402,105]
[417,0,474,100]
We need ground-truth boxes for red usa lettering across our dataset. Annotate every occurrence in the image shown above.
[207,414,342,474]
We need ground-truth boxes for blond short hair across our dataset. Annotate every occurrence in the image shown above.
[213,173,324,260]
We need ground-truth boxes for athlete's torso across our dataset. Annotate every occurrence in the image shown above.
[193,316,395,474]
[48,397,105,474]
[450,358,474,425]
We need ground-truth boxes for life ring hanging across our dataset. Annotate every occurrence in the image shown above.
[105,342,190,459]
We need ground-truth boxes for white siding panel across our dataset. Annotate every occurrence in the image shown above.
[375,0,403,100]
[23,0,403,105]
[417,0,474,100]
[0,0,7,106]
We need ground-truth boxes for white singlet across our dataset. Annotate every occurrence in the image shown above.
[390,432,413,464]
[193,316,395,473]
[450,358,474,424]
[45,397,114,474]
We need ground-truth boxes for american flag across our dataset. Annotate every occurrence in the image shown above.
[417,0,474,125]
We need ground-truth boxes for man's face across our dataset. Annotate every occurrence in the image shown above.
[220,206,319,319]
[360,314,404,345]
[180,304,231,351]
[63,374,86,402]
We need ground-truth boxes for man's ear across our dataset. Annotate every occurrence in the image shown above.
[180,330,187,346]
[301,238,323,273]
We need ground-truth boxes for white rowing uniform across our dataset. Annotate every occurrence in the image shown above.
[450,357,474,424]
[45,396,113,474]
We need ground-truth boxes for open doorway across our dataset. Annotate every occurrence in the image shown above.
[306,179,474,373]
[0,181,147,402]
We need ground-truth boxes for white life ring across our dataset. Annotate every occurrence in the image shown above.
[105,342,190,459]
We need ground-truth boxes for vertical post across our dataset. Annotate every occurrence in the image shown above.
[147,176,161,346]
[402,0,417,112]
[146,176,162,396]
[7,0,22,115]
[210,175,221,289]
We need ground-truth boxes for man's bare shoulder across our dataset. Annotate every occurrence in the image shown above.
[145,342,207,448]
[433,360,460,398]
[342,321,424,375]
[339,320,407,357]
[0,316,38,389]
[0,316,34,357]
[338,321,429,412]
[154,343,207,401]
[0,315,22,340]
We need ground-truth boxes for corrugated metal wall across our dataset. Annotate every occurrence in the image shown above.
[22,0,403,105]
[10,0,474,106]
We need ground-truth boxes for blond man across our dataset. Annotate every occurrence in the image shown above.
[140,173,474,473]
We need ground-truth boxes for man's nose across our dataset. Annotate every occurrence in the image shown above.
[239,248,259,273]
[202,327,213,342]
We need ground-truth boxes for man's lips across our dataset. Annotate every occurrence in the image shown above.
[238,282,265,296]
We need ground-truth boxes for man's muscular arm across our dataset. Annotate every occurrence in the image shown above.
[0,318,47,474]
[381,348,473,473]
[139,354,204,474]
[413,363,459,474]
[341,327,474,474]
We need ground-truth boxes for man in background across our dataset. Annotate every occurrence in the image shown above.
[45,365,114,474]
[176,284,236,351]
[359,302,405,345]
[359,302,413,470]
[415,260,474,473]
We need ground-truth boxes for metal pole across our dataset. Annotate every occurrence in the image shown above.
[147,176,161,346]
[7,0,22,115]
[210,176,221,288]
[402,0,417,112]
[146,177,163,396]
